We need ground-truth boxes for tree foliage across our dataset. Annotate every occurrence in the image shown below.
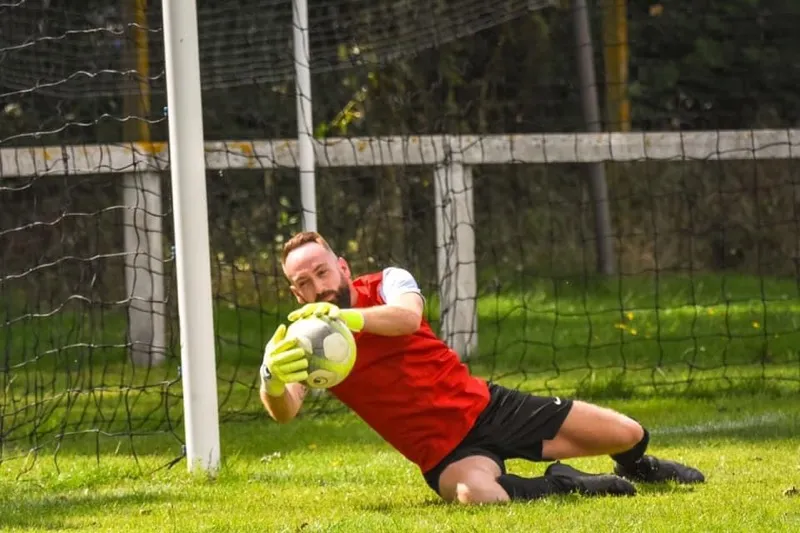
[2,0,800,306]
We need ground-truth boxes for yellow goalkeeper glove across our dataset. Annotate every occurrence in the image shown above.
[260,324,309,397]
[287,302,365,333]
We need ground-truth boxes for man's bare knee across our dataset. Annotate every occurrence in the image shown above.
[596,403,644,450]
[619,412,645,449]
[438,455,508,505]
[577,401,645,453]
[452,477,510,505]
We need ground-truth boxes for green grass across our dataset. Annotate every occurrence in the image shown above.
[1,274,800,530]
[1,394,799,532]
[1,274,799,444]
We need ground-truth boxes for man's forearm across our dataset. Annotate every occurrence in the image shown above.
[360,304,422,336]
[260,382,307,423]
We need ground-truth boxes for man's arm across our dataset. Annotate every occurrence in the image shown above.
[357,267,425,336]
[287,267,426,336]
[260,382,308,424]
[359,292,424,336]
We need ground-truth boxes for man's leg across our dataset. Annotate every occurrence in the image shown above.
[541,400,705,484]
[436,454,635,505]
[541,400,644,459]
[437,455,508,504]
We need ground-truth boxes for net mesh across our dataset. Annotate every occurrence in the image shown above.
[1,0,554,98]
[2,0,800,472]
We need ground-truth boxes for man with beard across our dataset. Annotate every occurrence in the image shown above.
[259,231,705,505]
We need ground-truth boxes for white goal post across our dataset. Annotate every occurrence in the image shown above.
[2,129,799,363]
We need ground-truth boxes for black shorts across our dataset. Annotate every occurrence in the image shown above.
[423,382,573,495]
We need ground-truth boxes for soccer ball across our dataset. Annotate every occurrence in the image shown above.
[285,315,357,389]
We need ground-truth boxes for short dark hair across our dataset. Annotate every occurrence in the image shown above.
[281,231,334,265]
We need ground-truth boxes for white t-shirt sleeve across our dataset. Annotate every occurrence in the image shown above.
[378,267,424,305]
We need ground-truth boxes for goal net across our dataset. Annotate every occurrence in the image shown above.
[2,0,799,471]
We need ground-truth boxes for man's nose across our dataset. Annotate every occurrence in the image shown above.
[312,278,326,295]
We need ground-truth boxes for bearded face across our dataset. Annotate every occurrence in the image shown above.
[284,242,353,308]
[314,270,351,309]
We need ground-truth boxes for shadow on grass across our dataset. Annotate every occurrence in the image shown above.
[359,499,449,513]
[0,487,184,530]
[631,482,702,496]
[356,489,679,513]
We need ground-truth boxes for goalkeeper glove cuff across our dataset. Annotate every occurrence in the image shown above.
[260,364,287,397]
[287,302,365,332]
[338,308,365,332]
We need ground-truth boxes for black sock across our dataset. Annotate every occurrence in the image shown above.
[496,474,574,501]
[611,427,650,467]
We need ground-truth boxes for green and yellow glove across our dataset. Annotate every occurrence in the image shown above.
[287,302,365,333]
[260,324,309,397]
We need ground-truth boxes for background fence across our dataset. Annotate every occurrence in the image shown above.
[2,0,800,472]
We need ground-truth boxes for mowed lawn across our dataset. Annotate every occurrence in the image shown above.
[0,395,799,532]
[1,274,799,531]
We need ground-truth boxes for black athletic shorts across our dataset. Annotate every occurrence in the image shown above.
[422,382,573,495]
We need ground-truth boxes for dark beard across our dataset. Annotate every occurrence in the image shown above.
[334,283,351,309]
[315,277,351,309]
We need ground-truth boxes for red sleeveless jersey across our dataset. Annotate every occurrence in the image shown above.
[328,271,491,473]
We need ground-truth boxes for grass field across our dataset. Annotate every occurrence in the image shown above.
[1,274,800,531]
[1,395,799,532]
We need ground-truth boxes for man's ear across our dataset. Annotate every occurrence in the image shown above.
[337,257,351,278]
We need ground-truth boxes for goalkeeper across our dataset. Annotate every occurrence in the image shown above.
[260,231,705,504]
